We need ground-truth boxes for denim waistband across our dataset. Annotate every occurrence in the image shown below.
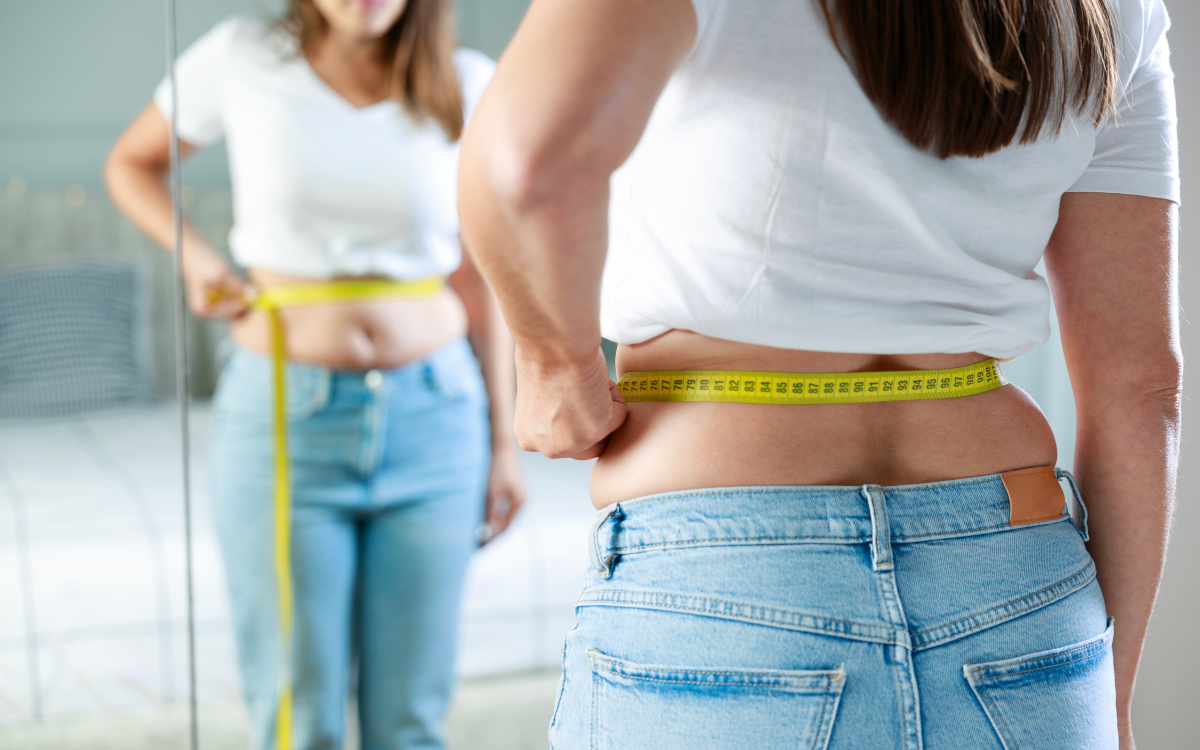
[590,470,1087,577]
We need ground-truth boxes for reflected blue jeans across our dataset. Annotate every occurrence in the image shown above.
[208,339,489,750]
[550,473,1115,750]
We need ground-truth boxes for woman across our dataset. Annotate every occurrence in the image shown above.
[106,1,526,748]
[461,1,1178,748]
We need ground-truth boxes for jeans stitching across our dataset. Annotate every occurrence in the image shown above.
[968,647,1108,683]
[593,670,839,690]
[816,683,834,750]
[605,519,1047,553]
[889,521,1018,541]
[872,568,920,750]
[589,670,598,750]
[576,589,899,643]
[609,535,872,553]
[548,639,571,734]
[965,626,1113,682]
[910,561,1096,650]
[589,654,844,683]
[969,680,1015,750]
[614,474,1007,509]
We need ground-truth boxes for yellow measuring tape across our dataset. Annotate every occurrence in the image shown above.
[245,277,445,750]
[618,358,1008,404]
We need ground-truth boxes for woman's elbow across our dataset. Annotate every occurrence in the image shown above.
[461,111,605,219]
[103,139,162,201]
[1130,345,1183,402]
[102,145,128,198]
[1076,347,1183,417]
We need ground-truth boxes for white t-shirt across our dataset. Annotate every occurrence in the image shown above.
[602,0,1178,359]
[154,16,494,280]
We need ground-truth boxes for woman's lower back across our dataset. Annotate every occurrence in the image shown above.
[589,330,1058,507]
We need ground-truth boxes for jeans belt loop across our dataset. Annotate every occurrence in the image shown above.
[1055,469,1090,542]
[861,485,894,572]
[590,504,623,578]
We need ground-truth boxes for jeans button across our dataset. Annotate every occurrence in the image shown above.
[364,369,384,391]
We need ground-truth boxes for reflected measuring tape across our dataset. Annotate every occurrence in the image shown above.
[249,277,444,750]
[618,359,1008,404]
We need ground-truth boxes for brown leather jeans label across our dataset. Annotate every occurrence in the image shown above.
[1001,466,1066,526]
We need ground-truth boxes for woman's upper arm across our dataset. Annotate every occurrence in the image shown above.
[109,16,238,172]
[1051,2,1180,401]
[1043,193,1180,401]
[107,103,199,174]
[463,0,698,200]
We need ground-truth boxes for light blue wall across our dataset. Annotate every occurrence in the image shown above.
[456,0,532,58]
[0,0,529,188]
[0,1,278,187]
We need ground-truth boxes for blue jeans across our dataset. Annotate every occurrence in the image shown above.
[551,473,1115,750]
[208,339,489,750]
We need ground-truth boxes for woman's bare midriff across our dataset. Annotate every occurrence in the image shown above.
[589,330,1058,508]
[231,269,468,370]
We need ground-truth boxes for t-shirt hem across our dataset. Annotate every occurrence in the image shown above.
[1066,167,1180,204]
[601,316,1039,361]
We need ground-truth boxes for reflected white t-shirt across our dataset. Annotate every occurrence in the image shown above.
[154,16,494,280]
[602,0,1178,359]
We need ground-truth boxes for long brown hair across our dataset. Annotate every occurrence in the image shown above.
[819,0,1120,159]
[286,0,464,140]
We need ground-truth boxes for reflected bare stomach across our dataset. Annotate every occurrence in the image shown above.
[230,269,468,370]
[589,330,1057,508]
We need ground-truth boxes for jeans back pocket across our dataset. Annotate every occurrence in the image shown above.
[587,649,845,750]
[964,618,1116,750]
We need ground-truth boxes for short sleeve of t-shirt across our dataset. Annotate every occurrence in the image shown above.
[1068,0,1179,203]
[153,17,240,147]
[688,0,717,34]
[453,48,496,125]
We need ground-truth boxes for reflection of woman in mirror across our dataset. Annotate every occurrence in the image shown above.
[463,0,1178,748]
[105,1,524,747]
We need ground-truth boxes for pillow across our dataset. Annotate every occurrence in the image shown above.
[0,260,156,417]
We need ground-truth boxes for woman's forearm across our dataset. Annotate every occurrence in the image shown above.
[1073,389,1179,731]
[464,186,609,370]
[451,258,517,449]
[105,103,211,257]
[106,154,191,252]
[478,297,517,450]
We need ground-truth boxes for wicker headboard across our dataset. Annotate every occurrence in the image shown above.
[0,260,156,417]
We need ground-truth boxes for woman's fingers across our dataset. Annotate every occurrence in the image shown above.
[569,389,627,460]
[187,263,249,319]
[514,346,628,459]
[481,489,524,544]
[479,448,529,544]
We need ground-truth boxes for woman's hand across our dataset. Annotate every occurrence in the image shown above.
[514,346,627,461]
[482,444,528,543]
[106,102,243,318]
[182,243,249,319]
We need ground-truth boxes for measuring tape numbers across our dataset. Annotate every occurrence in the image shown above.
[618,359,1008,405]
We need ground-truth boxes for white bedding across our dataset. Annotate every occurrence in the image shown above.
[0,404,596,724]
